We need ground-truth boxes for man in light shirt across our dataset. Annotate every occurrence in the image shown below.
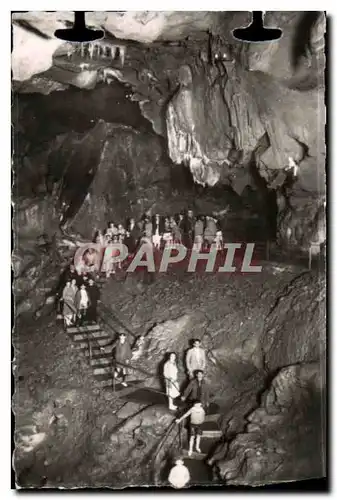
[186,339,206,379]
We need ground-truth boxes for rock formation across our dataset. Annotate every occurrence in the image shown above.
[216,361,326,485]
[12,11,326,488]
[12,11,326,253]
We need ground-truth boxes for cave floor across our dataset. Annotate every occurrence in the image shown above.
[13,259,313,488]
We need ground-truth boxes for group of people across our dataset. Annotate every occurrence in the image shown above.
[93,210,224,277]
[164,339,211,488]
[112,333,210,455]
[58,265,100,327]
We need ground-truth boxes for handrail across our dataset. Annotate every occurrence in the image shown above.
[62,299,180,396]
[98,301,137,339]
[151,419,180,485]
[62,299,105,363]
[150,391,222,486]
[62,299,222,484]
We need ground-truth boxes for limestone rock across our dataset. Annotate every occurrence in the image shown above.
[261,272,326,372]
[117,402,142,420]
[215,361,326,485]
[69,122,172,238]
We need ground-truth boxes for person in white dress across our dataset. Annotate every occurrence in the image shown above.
[163,352,180,411]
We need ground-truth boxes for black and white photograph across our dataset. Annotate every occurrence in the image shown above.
[11,10,326,490]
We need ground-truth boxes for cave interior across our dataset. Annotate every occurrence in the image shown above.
[12,11,326,490]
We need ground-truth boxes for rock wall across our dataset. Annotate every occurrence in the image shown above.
[69,122,173,238]
[216,361,326,485]
[261,271,326,372]
[165,60,325,250]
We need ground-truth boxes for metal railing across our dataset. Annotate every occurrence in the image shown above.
[61,299,181,398]
[61,299,223,484]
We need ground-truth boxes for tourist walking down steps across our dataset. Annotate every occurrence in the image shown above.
[163,352,180,411]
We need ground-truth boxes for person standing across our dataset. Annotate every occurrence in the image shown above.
[152,214,164,249]
[181,370,210,408]
[68,279,78,324]
[170,216,182,244]
[75,284,90,324]
[101,239,114,278]
[144,217,153,240]
[185,339,206,379]
[168,458,190,489]
[185,210,196,248]
[204,216,217,248]
[127,217,141,254]
[176,401,206,456]
[114,333,132,387]
[162,217,173,248]
[193,215,204,251]
[106,221,118,238]
[61,280,76,327]
[163,352,180,411]
[87,278,100,323]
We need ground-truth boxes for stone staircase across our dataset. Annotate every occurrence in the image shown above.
[66,321,224,474]
[66,323,115,388]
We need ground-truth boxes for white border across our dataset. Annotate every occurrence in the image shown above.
[2,4,333,499]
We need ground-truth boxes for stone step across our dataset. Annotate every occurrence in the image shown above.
[91,330,112,339]
[71,332,106,342]
[67,324,101,334]
[204,413,220,423]
[92,345,114,354]
[93,366,113,376]
[95,337,114,347]
[90,357,111,366]
[94,372,115,383]
[86,350,112,360]
[201,430,222,438]
[75,338,112,350]
[95,378,113,388]
[181,450,207,460]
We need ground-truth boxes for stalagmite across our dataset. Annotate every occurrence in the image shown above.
[287,157,298,177]
[110,45,116,60]
[88,43,94,59]
[119,46,126,66]
[66,43,72,59]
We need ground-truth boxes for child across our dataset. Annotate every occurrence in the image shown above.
[176,401,205,456]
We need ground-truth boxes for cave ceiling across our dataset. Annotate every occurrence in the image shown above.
[12,11,326,248]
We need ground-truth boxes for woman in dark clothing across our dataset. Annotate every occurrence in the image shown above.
[87,278,100,322]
